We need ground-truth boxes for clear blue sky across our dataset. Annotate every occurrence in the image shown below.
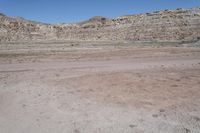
[0,0,200,24]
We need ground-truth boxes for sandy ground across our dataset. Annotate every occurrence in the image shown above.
[0,45,200,133]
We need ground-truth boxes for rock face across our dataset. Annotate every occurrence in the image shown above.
[1,7,200,42]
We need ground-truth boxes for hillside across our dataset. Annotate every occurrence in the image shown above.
[0,7,200,42]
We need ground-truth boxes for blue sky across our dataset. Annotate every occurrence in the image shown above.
[0,0,200,24]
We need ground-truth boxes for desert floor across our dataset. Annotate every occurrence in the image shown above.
[0,44,200,133]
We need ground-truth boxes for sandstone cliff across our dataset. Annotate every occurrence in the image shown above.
[0,7,200,42]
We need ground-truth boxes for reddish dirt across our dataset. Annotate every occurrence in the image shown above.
[0,46,200,133]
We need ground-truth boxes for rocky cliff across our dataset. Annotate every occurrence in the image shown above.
[1,7,200,42]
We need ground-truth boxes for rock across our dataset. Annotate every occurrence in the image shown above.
[0,7,200,42]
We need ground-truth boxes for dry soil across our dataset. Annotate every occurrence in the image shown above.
[0,45,200,133]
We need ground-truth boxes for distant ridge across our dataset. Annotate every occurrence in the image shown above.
[0,7,200,42]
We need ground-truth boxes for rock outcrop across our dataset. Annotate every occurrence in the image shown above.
[1,7,200,42]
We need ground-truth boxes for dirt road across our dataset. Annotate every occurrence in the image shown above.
[0,46,200,133]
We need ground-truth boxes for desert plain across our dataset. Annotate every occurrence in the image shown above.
[0,41,200,133]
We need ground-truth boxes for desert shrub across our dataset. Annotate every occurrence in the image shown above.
[194,14,200,17]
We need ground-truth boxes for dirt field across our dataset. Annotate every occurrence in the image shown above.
[0,44,200,133]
